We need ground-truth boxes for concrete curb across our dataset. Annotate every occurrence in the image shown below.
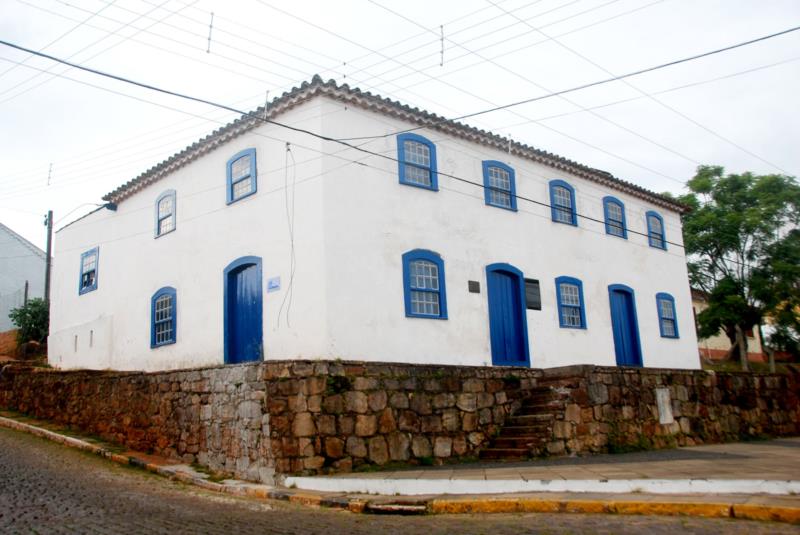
[1,415,799,524]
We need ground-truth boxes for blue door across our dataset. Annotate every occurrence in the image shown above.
[224,256,263,364]
[608,284,642,367]
[486,263,530,366]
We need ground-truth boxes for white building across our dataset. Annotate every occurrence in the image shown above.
[0,222,46,332]
[49,76,700,372]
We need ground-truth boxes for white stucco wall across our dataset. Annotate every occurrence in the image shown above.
[0,224,45,332]
[50,100,331,370]
[318,97,699,369]
[48,94,699,371]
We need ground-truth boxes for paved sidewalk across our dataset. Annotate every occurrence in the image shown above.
[1,411,799,524]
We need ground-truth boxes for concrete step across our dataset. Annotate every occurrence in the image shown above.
[492,436,549,449]
[478,447,529,460]
[508,413,555,425]
[499,424,551,436]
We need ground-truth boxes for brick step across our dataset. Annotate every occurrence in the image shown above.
[519,402,566,412]
[498,424,551,436]
[492,436,550,449]
[479,447,530,461]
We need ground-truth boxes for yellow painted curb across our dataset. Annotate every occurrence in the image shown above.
[733,504,800,524]
[430,498,562,514]
[612,501,731,519]
[288,492,323,507]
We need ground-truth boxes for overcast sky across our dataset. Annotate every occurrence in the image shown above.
[1,0,798,250]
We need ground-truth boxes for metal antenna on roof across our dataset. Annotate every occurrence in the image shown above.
[206,12,214,53]
[47,163,52,186]
[343,61,347,79]
[263,90,270,120]
[508,137,511,155]
[440,25,444,67]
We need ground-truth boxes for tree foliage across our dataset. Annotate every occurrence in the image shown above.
[677,166,800,366]
[8,298,49,345]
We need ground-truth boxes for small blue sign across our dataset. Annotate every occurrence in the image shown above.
[267,276,281,293]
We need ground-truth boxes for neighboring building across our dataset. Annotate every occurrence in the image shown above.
[690,288,765,362]
[49,76,700,372]
[0,222,46,332]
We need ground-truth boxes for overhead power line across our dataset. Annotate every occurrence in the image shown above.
[336,22,800,140]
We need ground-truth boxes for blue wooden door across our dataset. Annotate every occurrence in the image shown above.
[486,264,530,366]
[608,284,642,367]
[224,257,263,364]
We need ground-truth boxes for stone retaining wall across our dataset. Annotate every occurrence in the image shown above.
[262,361,542,474]
[540,365,800,455]
[0,363,273,482]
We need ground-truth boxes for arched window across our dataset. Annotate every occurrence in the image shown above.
[555,276,586,329]
[402,249,447,319]
[656,292,679,338]
[549,180,577,226]
[482,160,516,211]
[151,286,177,347]
[226,148,257,204]
[155,189,176,237]
[78,247,99,295]
[646,211,666,249]
[603,196,626,238]
[397,133,438,191]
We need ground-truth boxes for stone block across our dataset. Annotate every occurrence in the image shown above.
[345,391,369,414]
[325,437,345,458]
[411,435,432,458]
[441,409,460,432]
[494,391,507,404]
[354,377,379,391]
[355,414,377,437]
[462,412,478,432]
[477,392,494,409]
[565,404,582,423]
[546,441,565,455]
[378,408,396,433]
[553,420,572,439]
[368,436,389,464]
[315,414,336,435]
[467,432,484,446]
[338,415,355,435]
[478,408,492,425]
[346,436,367,458]
[432,393,455,409]
[389,392,409,409]
[368,390,387,411]
[298,437,315,457]
[409,393,432,415]
[387,433,410,461]
[306,376,327,396]
[322,395,344,414]
[307,395,322,413]
[462,379,485,393]
[456,393,477,412]
[287,394,307,413]
[292,412,316,437]
[398,411,420,432]
[433,437,452,458]
[421,415,443,433]
[452,435,468,455]
[587,383,608,405]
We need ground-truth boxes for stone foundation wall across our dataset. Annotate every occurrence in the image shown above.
[540,366,800,455]
[0,363,273,482]
[262,361,543,474]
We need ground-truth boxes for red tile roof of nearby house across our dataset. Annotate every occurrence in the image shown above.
[103,75,688,213]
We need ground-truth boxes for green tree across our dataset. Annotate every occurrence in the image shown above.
[8,298,49,345]
[678,165,800,370]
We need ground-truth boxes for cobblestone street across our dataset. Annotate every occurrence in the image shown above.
[1,428,797,534]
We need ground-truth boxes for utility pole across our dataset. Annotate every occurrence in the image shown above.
[23,280,29,306]
[44,210,53,305]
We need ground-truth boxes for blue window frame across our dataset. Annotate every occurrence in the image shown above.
[78,247,99,295]
[397,133,438,191]
[402,249,447,319]
[549,180,577,226]
[555,276,586,329]
[603,196,627,239]
[226,148,257,204]
[646,211,667,249]
[151,286,177,347]
[155,189,176,237]
[482,160,517,211]
[656,292,679,338]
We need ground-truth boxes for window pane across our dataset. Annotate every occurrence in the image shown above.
[561,306,582,327]
[606,203,624,236]
[560,283,580,306]
[404,140,430,167]
[489,190,511,208]
[159,214,174,235]
[81,270,95,289]
[488,167,510,191]
[660,299,675,319]
[82,252,97,272]
[649,215,663,234]
[553,186,572,209]
[410,260,438,290]
[231,155,251,180]
[403,164,431,186]
[662,318,676,337]
[411,290,440,316]
[158,196,173,218]
[232,176,254,200]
